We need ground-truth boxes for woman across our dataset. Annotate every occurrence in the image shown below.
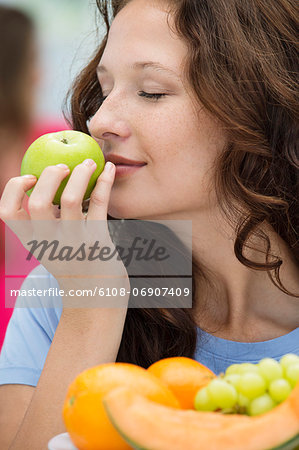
[0,0,298,447]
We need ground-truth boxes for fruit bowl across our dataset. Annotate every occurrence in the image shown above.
[48,432,77,450]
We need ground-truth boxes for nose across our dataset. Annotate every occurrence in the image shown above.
[88,92,131,145]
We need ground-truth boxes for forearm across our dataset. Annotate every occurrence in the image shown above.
[10,306,128,450]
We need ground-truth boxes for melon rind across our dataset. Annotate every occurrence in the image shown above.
[271,434,299,450]
[103,383,299,450]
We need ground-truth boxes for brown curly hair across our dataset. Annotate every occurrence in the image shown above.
[65,0,299,367]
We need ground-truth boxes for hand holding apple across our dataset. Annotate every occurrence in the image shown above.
[20,130,105,205]
[0,131,130,307]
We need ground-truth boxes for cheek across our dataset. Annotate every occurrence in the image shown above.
[142,106,224,172]
[141,108,226,204]
[138,110,190,163]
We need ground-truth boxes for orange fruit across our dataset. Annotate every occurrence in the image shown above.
[148,357,216,409]
[62,362,180,450]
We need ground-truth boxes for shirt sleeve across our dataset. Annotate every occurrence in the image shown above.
[0,265,62,386]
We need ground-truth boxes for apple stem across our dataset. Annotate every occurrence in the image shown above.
[61,138,68,144]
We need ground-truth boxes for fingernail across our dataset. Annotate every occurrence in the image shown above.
[56,163,69,170]
[22,174,36,178]
[105,162,115,172]
[83,159,96,167]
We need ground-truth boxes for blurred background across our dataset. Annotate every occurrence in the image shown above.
[0,0,102,122]
[0,0,105,348]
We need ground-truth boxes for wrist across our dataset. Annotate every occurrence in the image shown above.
[57,276,131,309]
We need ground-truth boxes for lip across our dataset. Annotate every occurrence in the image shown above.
[114,164,146,178]
[105,154,146,166]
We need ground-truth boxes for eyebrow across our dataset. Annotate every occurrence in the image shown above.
[96,61,180,79]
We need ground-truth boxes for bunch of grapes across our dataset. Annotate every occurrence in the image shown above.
[194,354,299,417]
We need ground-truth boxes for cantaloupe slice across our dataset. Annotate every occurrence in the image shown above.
[103,381,299,450]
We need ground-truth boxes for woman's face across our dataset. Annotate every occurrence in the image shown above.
[89,0,227,220]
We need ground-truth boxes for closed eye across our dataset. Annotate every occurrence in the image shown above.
[98,91,167,104]
[138,91,167,100]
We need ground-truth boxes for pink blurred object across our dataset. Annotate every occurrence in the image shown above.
[0,220,10,351]
[26,117,70,147]
[4,223,40,308]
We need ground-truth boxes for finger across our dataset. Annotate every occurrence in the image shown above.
[0,175,37,222]
[60,159,98,221]
[53,205,61,218]
[28,164,70,220]
[87,162,115,221]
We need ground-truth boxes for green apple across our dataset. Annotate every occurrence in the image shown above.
[21,130,105,205]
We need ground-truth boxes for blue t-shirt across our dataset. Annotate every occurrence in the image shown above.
[1,264,299,385]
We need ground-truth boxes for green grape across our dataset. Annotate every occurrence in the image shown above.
[225,364,241,376]
[238,363,259,375]
[238,373,266,400]
[285,363,299,388]
[269,378,292,403]
[280,354,299,373]
[248,393,276,416]
[224,374,241,389]
[258,358,283,385]
[207,379,238,409]
[238,393,250,412]
[194,387,218,412]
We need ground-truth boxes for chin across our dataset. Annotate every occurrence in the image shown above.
[107,203,175,221]
[107,202,144,219]
[107,207,136,220]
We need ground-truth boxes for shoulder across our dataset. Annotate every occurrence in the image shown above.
[10,264,63,340]
[15,264,63,311]
[0,265,62,386]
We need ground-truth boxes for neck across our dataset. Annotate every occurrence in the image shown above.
[146,207,299,342]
